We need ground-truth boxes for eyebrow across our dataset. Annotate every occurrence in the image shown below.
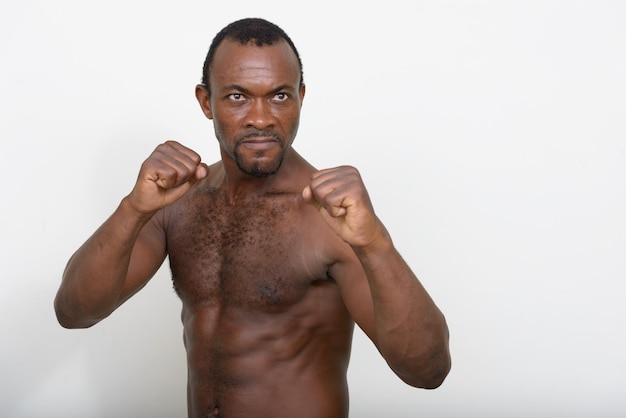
[223,84,249,94]
[222,84,295,95]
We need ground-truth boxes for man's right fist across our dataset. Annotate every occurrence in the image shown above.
[128,141,208,214]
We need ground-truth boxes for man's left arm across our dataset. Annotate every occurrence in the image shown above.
[303,166,451,389]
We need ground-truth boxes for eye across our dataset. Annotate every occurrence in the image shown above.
[228,93,246,101]
[273,92,289,102]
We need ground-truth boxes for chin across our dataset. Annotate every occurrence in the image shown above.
[237,161,281,178]
[236,153,284,178]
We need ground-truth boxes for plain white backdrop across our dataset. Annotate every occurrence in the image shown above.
[1,1,625,417]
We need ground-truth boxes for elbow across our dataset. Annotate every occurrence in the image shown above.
[54,295,100,329]
[55,309,100,329]
[398,352,451,389]
[416,355,451,389]
[389,335,452,389]
[54,306,90,329]
[55,312,91,329]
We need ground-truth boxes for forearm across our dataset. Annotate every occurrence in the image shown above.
[354,232,451,388]
[54,197,153,328]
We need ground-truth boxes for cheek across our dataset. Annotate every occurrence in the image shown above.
[212,120,231,146]
[212,111,238,137]
[286,112,301,136]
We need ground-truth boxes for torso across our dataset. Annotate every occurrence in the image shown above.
[162,168,355,418]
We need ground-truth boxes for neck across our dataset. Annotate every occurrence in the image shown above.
[219,148,301,203]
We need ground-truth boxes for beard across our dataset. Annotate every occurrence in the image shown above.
[231,131,287,177]
[233,145,285,177]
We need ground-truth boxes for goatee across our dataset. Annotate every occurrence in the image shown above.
[234,145,285,178]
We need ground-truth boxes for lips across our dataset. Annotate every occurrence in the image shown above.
[239,136,279,150]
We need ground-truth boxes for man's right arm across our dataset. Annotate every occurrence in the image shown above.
[54,141,207,328]
[54,198,166,328]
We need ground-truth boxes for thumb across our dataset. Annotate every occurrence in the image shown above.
[302,185,320,208]
[195,163,210,180]
[302,185,312,203]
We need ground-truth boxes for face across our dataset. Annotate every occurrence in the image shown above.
[196,39,305,177]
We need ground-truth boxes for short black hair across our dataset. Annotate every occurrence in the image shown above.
[201,18,304,94]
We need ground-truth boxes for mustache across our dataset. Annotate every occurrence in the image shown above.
[239,130,282,141]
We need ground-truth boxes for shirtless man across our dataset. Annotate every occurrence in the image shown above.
[54,18,451,417]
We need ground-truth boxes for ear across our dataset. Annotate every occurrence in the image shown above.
[299,83,306,106]
[195,84,213,120]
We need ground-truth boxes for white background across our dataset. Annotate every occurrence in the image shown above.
[1,1,625,417]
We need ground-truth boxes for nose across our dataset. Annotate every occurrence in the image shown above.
[244,99,276,129]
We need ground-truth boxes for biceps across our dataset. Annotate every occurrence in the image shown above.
[331,260,378,346]
[120,218,167,303]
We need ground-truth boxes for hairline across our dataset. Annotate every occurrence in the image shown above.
[201,18,304,96]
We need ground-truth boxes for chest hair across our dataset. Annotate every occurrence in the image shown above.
[166,188,317,311]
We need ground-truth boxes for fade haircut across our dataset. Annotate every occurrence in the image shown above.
[201,18,304,95]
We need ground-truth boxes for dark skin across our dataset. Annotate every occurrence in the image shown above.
[55,38,451,417]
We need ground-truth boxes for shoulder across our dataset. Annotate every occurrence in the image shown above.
[297,199,359,273]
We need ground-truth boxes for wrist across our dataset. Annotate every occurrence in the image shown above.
[120,195,158,223]
[351,223,394,257]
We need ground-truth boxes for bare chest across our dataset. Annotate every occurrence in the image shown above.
[166,190,324,311]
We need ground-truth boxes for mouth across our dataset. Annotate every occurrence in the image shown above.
[239,136,279,151]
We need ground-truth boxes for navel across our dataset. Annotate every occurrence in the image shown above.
[207,405,220,417]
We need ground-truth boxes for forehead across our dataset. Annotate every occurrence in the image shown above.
[210,39,301,90]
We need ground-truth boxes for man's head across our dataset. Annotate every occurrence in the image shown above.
[201,18,304,96]
[195,18,306,178]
